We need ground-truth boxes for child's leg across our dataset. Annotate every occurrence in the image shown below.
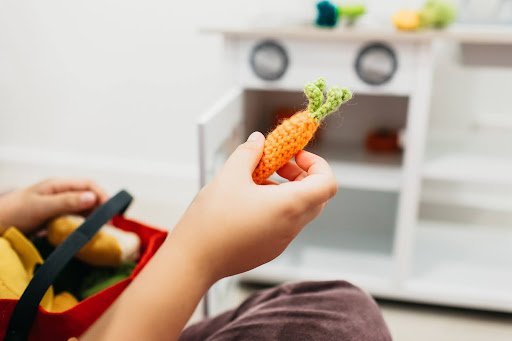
[180,280,391,341]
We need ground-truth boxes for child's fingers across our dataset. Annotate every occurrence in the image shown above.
[282,151,337,206]
[41,191,99,217]
[277,148,332,183]
[35,178,108,203]
[294,150,332,176]
[292,174,338,208]
[276,162,308,182]
[223,132,265,181]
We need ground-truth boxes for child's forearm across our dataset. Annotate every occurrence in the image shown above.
[82,229,213,340]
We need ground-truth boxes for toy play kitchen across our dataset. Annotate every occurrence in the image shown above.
[198,23,512,314]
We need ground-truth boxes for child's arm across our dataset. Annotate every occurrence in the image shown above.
[82,131,337,340]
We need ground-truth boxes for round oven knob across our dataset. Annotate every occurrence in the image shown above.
[250,40,289,81]
[355,43,398,85]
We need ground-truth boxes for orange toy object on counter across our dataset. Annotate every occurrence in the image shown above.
[252,78,352,185]
[365,128,401,153]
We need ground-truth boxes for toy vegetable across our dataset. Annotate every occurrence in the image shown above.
[365,128,401,153]
[252,78,352,185]
[420,0,456,29]
[315,0,339,28]
[393,0,456,31]
[339,4,366,25]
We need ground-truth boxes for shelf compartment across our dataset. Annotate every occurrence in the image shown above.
[423,153,512,186]
[408,220,512,310]
[241,188,398,291]
[423,130,512,186]
[421,180,512,213]
[309,142,402,192]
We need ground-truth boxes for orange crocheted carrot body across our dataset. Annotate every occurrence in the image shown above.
[252,111,318,184]
[252,79,352,184]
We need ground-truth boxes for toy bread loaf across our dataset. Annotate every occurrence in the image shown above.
[47,215,140,267]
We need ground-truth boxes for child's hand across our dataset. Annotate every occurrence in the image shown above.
[168,132,337,283]
[83,132,336,340]
[0,178,108,233]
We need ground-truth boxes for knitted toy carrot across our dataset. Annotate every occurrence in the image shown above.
[252,78,352,185]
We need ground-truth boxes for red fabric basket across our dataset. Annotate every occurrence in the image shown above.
[0,215,167,340]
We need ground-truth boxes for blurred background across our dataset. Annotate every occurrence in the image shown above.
[1,0,511,223]
[1,0,512,339]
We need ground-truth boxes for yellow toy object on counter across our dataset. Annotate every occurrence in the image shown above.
[47,215,140,267]
[392,0,456,32]
[392,10,421,31]
[0,228,78,312]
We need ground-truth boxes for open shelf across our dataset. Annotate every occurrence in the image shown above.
[421,130,512,225]
[308,141,402,192]
[423,130,512,186]
[241,188,398,291]
[423,153,512,186]
[407,220,512,310]
[421,181,512,213]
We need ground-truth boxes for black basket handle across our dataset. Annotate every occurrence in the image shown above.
[5,190,133,341]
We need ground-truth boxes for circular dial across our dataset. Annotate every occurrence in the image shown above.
[355,43,398,85]
[250,40,289,81]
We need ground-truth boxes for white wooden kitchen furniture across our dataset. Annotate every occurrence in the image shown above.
[198,25,512,314]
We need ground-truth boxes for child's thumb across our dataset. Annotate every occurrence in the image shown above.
[224,132,265,180]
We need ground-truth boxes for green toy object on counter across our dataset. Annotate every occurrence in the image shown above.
[315,0,339,28]
[338,4,366,25]
[420,0,457,28]
[315,1,366,28]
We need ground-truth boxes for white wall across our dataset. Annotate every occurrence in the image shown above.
[0,0,413,167]
[0,0,233,164]
[1,0,511,226]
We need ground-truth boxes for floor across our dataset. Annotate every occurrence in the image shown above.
[379,300,512,341]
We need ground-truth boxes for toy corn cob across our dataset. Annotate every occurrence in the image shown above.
[252,78,352,185]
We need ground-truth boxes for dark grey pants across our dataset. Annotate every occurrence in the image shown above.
[180,281,392,341]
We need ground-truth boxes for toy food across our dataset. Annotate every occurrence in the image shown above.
[393,0,456,31]
[420,0,456,28]
[47,215,140,267]
[365,128,401,153]
[252,78,352,184]
[338,4,366,25]
[315,1,367,28]
[0,227,78,312]
[316,0,339,28]
[392,10,421,31]
[79,262,136,299]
